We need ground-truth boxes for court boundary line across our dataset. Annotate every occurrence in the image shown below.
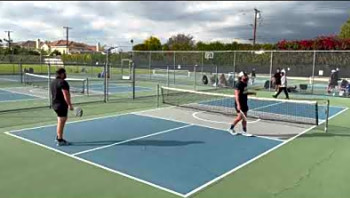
[72,124,193,156]
[4,106,348,198]
[184,106,349,197]
[7,106,177,134]
[4,131,185,197]
[134,111,284,142]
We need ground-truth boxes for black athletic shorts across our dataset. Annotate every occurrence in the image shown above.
[235,101,249,113]
[53,106,68,117]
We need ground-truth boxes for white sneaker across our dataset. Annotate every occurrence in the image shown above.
[241,131,254,137]
[227,128,238,136]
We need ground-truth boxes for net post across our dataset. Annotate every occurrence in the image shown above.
[325,99,330,133]
[315,101,319,126]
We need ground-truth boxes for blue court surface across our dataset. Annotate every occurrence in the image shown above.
[89,83,152,94]
[0,88,38,102]
[8,113,283,196]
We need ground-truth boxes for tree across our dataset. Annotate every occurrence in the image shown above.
[144,36,162,50]
[167,34,195,50]
[133,43,148,51]
[339,17,350,39]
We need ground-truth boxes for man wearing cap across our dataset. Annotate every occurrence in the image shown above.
[50,68,73,146]
[228,71,254,137]
[273,69,289,99]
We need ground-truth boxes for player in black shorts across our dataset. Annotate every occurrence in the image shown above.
[228,72,255,137]
[50,68,73,146]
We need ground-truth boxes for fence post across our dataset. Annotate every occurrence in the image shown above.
[268,51,274,92]
[149,51,152,80]
[167,64,169,87]
[215,64,218,89]
[268,51,273,91]
[19,61,23,83]
[233,51,236,86]
[48,63,52,108]
[132,61,135,99]
[194,64,197,90]
[311,50,316,94]
[173,51,176,85]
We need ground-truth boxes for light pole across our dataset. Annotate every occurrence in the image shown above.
[253,8,261,45]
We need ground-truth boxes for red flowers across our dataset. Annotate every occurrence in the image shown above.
[277,36,350,50]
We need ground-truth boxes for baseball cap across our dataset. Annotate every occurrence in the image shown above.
[238,71,247,77]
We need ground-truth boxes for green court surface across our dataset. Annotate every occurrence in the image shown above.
[1,91,350,198]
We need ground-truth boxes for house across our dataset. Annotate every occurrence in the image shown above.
[13,39,101,54]
[45,40,101,54]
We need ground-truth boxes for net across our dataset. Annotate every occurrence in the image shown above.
[23,73,87,94]
[161,86,329,125]
[152,68,191,77]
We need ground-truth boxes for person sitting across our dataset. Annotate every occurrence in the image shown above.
[219,73,228,87]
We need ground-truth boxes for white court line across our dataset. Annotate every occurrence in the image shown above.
[0,98,43,103]
[0,88,46,99]
[184,105,349,197]
[251,101,285,111]
[8,106,177,134]
[0,77,18,82]
[72,124,193,156]
[135,112,283,142]
[5,105,347,197]
[4,131,185,198]
[192,111,261,124]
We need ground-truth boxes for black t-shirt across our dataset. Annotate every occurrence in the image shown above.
[274,72,281,84]
[50,78,70,109]
[251,71,256,77]
[235,81,248,105]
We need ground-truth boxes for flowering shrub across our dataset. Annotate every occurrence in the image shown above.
[277,36,350,50]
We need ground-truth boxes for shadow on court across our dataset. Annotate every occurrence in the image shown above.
[70,140,204,147]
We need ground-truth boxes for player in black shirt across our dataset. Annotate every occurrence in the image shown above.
[251,68,256,85]
[228,72,255,137]
[50,68,73,146]
[273,68,281,93]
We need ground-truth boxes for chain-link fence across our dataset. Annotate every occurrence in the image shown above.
[1,50,350,112]
[133,50,350,97]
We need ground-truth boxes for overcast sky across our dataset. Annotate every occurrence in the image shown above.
[0,1,349,49]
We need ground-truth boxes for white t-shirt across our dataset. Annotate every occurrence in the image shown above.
[281,75,287,87]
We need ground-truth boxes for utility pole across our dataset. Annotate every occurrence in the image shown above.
[63,26,72,54]
[4,31,14,62]
[253,8,261,45]
[4,31,13,49]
